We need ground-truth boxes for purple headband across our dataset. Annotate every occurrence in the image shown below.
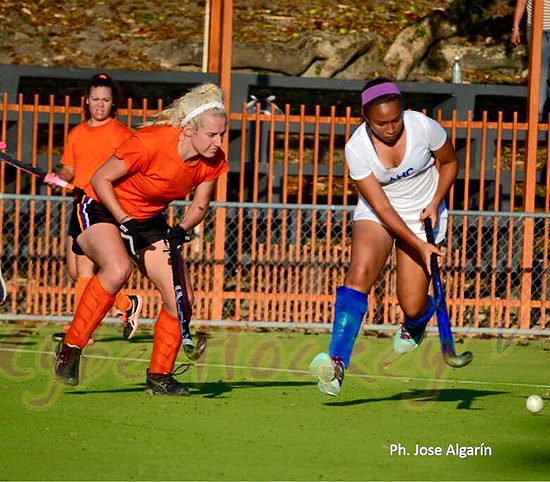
[361,82,402,106]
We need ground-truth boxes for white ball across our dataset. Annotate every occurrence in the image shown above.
[526,395,544,413]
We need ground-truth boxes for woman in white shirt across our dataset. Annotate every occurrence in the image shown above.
[310,78,459,397]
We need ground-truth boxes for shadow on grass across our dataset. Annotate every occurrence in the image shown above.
[325,388,508,410]
[65,380,313,397]
[0,340,37,346]
[94,334,155,343]
[59,330,212,345]
[0,332,37,340]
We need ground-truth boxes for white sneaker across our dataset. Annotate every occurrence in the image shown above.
[309,352,345,397]
[393,323,427,354]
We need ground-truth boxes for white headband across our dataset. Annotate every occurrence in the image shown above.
[181,101,226,127]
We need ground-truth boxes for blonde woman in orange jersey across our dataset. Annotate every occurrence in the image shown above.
[54,83,228,396]
[49,73,142,342]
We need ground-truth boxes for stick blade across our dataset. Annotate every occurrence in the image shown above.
[443,350,473,368]
[182,333,207,361]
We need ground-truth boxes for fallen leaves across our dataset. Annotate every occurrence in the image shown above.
[0,0,518,84]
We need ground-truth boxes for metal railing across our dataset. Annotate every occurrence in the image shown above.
[1,96,550,332]
[1,195,549,333]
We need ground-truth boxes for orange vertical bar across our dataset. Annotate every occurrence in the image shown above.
[519,0,544,329]
[281,104,290,248]
[458,110,473,327]
[297,105,305,204]
[490,112,503,328]
[252,104,261,199]
[141,98,148,123]
[247,106,260,321]
[342,107,352,248]
[210,0,232,320]
[285,244,294,322]
[265,106,276,321]
[0,94,7,271]
[295,106,305,262]
[9,95,24,313]
[310,105,320,257]
[207,0,222,73]
[126,98,133,128]
[1,93,7,193]
[541,120,550,328]
[235,103,247,320]
[473,112,488,326]
[505,113,519,327]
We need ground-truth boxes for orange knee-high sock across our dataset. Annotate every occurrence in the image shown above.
[114,291,131,312]
[149,308,182,374]
[75,276,92,307]
[65,275,116,349]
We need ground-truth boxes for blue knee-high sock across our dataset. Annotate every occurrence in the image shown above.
[328,286,368,368]
[404,296,436,336]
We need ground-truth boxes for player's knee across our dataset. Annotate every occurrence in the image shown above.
[346,262,374,287]
[401,299,429,320]
[104,261,132,288]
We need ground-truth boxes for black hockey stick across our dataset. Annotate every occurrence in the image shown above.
[424,218,473,368]
[166,233,206,361]
[0,141,75,190]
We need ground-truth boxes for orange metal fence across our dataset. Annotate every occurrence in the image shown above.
[1,95,550,332]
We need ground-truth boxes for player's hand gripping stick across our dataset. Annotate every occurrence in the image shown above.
[0,141,75,190]
[165,227,206,361]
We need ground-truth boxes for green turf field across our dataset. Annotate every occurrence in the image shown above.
[0,322,549,481]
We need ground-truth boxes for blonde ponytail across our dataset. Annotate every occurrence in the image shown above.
[141,83,226,129]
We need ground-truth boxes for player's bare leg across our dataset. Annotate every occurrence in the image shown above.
[53,240,97,344]
[393,239,434,354]
[138,240,193,395]
[55,224,131,385]
[311,220,393,396]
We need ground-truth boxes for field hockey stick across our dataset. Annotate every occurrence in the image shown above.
[424,218,473,368]
[166,233,206,361]
[0,141,75,190]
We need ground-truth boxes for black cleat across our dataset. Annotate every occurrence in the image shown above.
[120,295,142,340]
[52,331,94,345]
[52,332,65,342]
[54,342,81,386]
[145,368,190,396]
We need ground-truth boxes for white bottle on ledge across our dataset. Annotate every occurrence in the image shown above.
[452,56,462,84]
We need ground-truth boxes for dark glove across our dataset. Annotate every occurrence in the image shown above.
[166,226,192,248]
[119,218,143,259]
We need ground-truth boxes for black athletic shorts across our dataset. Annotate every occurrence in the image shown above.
[69,192,169,257]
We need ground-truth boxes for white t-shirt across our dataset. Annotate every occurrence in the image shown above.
[527,0,550,30]
[345,110,448,242]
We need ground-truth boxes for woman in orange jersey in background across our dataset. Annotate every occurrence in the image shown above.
[54,83,228,396]
[49,73,142,342]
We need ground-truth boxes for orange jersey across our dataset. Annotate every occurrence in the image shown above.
[84,125,228,220]
[61,118,133,189]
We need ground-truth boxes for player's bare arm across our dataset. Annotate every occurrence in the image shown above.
[179,179,217,231]
[57,165,75,183]
[419,139,459,224]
